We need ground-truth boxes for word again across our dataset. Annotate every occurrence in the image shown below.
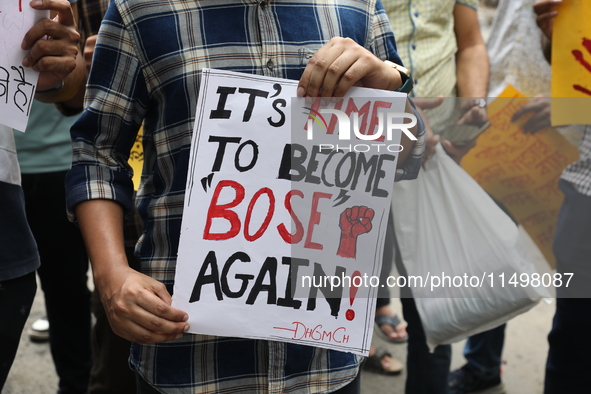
[189,251,346,317]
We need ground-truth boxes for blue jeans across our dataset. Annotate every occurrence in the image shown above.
[22,171,92,394]
[544,180,591,393]
[463,324,506,379]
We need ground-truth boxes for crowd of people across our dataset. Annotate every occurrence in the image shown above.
[0,0,589,393]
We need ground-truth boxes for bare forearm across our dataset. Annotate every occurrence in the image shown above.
[456,44,490,98]
[453,4,490,98]
[75,199,129,287]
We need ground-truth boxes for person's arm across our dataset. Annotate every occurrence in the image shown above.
[22,0,84,104]
[75,200,189,343]
[534,0,563,63]
[441,3,489,164]
[66,4,188,344]
[453,3,489,98]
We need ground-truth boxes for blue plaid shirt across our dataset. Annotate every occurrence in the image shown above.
[66,0,424,392]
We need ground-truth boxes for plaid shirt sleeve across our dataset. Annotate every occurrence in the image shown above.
[65,3,147,219]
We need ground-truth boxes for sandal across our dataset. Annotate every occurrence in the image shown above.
[363,347,404,375]
[374,314,409,344]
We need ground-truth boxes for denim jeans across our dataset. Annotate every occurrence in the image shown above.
[22,171,92,394]
[463,324,506,379]
[544,180,591,393]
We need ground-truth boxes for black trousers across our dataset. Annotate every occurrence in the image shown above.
[0,271,37,390]
[22,171,92,394]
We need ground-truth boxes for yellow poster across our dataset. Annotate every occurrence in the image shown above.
[551,0,591,125]
[462,86,579,267]
[128,127,143,191]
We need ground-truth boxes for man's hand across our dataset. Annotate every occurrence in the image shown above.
[76,200,189,344]
[97,265,189,344]
[23,0,80,92]
[534,0,562,40]
[457,98,488,127]
[297,37,402,98]
[511,96,551,134]
[84,34,98,74]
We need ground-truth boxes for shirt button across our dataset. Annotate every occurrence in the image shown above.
[267,59,274,70]
[411,44,417,50]
[414,12,419,17]
[414,79,418,85]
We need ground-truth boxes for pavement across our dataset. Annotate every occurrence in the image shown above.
[3,289,555,394]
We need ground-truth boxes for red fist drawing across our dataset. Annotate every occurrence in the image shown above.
[337,206,375,259]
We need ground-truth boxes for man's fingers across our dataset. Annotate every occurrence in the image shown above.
[298,37,373,98]
[24,37,78,68]
[113,318,185,344]
[331,57,374,98]
[523,116,550,134]
[298,42,337,98]
[22,17,77,51]
[512,99,550,123]
[29,0,75,26]
[129,303,188,336]
[457,106,487,125]
[536,11,558,28]
[84,35,98,72]
[135,285,188,323]
[319,48,360,98]
[533,0,562,16]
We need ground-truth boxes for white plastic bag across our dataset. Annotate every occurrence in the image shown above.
[391,144,549,349]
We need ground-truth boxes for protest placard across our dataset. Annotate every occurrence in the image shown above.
[462,85,579,267]
[551,0,591,126]
[173,69,409,355]
[0,1,46,131]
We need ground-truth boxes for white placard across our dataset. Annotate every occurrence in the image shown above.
[0,1,47,131]
[174,69,408,356]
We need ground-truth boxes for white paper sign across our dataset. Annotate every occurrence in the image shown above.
[174,69,408,356]
[0,1,47,131]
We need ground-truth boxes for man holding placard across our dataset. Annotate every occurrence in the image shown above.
[65,0,425,392]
